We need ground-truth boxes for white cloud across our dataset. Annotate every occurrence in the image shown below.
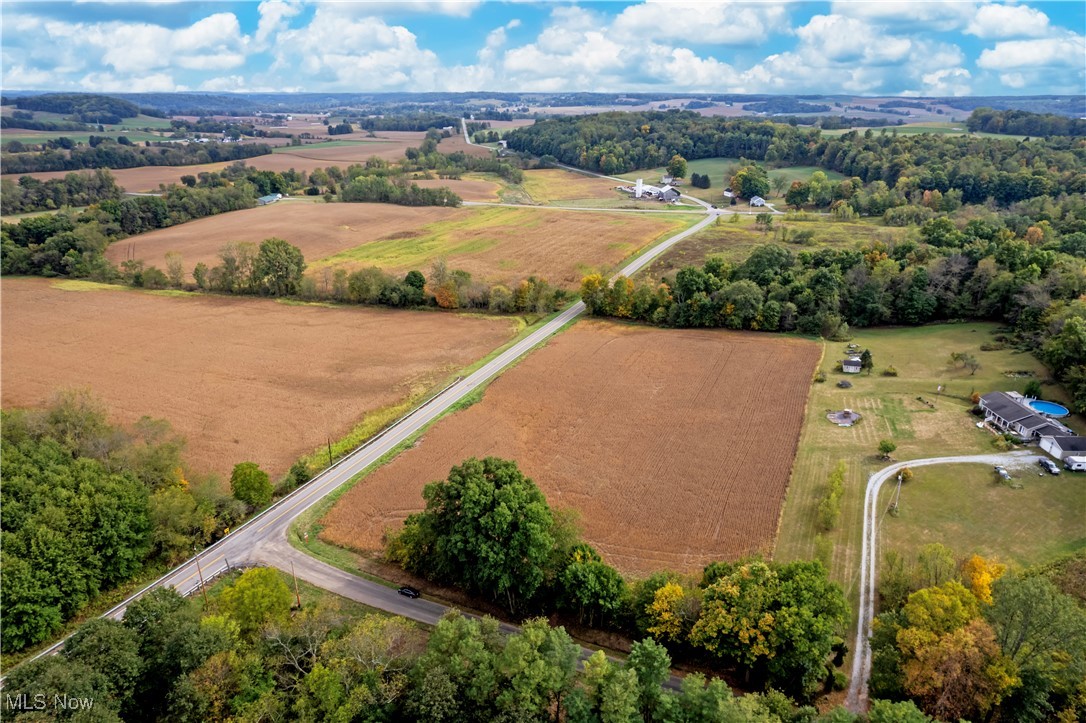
[830,1,977,31]
[966,4,1050,39]
[977,34,1086,70]
[611,1,791,46]
[80,71,185,92]
[919,67,973,96]
[255,0,302,48]
[313,0,482,19]
[269,9,443,90]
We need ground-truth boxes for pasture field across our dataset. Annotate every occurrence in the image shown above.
[774,323,1085,605]
[1,129,168,148]
[319,320,821,576]
[878,464,1086,570]
[308,205,700,289]
[617,158,846,203]
[104,202,464,278]
[514,169,623,204]
[644,214,912,278]
[821,122,1028,140]
[0,277,517,481]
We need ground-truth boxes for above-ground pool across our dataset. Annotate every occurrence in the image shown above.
[1029,399,1070,417]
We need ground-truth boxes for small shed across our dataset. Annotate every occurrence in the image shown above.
[750,196,766,207]
[842,358,862,374]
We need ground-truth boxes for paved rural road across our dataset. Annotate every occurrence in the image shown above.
[12,145,716,684]
[845,451,1039,711]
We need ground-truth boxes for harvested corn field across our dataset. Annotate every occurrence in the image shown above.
[320,320,820,576]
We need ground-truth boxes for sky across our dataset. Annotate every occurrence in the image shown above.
[2,1,1083,96]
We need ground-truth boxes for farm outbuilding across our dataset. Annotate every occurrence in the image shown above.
[1040,435,1086,461]
[257,193,283,206]
[842,358,862,374]
[750,196,766,207]
[659,185,681,202]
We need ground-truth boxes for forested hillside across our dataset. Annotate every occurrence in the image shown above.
[1,138,272,174]
[507,111,1084,206]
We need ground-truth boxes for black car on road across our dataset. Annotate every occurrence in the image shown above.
[397,586,421,599]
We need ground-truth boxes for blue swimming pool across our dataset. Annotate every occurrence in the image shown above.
[1029,399,1070,417]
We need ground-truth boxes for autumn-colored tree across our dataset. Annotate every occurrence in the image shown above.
[646,582,699,643]
[580,273,609,315]
[901,618,1018,721]
[960,555,1007,605]
[433,279,459,309]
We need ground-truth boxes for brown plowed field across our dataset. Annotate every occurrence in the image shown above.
[107,203,692,290]
[320,321,819,575]
[104,202,465,275]
[0,278,515,480]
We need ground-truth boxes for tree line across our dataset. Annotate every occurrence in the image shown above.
[967,107,1086,137]
[386,457,850,700]
[2,182,256,277]
[0,168,122,216]
[580,213,1086,412]
[7,92,143,124]
[1,137,272,174]
[505,110,1083,207]
[0,392,258,653]
[871,543,1086,722]
[1,566,935,722]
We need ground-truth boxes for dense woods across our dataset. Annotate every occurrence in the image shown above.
[870,545,1086,721]
[507,111,1084,207]
[0,169,123,216]
[8,92,143,124]
[1,138,272,174]
[967,107,1086,137]
[2,570,918,723]
[0,392,248,653]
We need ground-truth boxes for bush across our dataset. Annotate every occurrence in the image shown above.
[814,371,827,383]
[230,462,272,507]
[882,366,898,377]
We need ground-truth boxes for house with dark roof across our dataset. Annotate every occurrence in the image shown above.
[1040,435,1086,460]
[980,391,1073,439]
[842,358,862,374]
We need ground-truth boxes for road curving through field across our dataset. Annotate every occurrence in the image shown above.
[845,451,1039,712]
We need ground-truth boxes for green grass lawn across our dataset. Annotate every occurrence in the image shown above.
[617,157,846,203]
[103,114,176,131]
[644,214,912,278]
[775,323,1084,611]
[878,464,1086,570]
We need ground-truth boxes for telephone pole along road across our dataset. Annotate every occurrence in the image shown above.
[15,161,718,672]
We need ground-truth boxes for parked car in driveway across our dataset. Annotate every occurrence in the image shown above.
[1039,458,1061,475]
[397,586,420,599]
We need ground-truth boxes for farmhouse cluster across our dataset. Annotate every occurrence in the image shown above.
[617,177,682,203]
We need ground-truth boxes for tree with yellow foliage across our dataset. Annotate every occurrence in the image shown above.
[960,554,1006,605]
[646,582,699,643]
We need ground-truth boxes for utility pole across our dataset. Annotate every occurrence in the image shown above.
[193,546,209,606]
[290,561,302,609]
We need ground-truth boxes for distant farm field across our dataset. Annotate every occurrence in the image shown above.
[104,202,464,277]
[645,215,912,278]
[108,203,695,290]
[307,205,700,289]
[0,277,516,481]
[320,320,821,576]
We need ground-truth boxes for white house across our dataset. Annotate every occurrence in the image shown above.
[842,358,862,374]
[750,196,766,207]
[1040,435,1086,461]
[661,175,683,186]
[980,391,1070,439]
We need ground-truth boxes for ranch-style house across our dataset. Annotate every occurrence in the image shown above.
[979,391,1071,439]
